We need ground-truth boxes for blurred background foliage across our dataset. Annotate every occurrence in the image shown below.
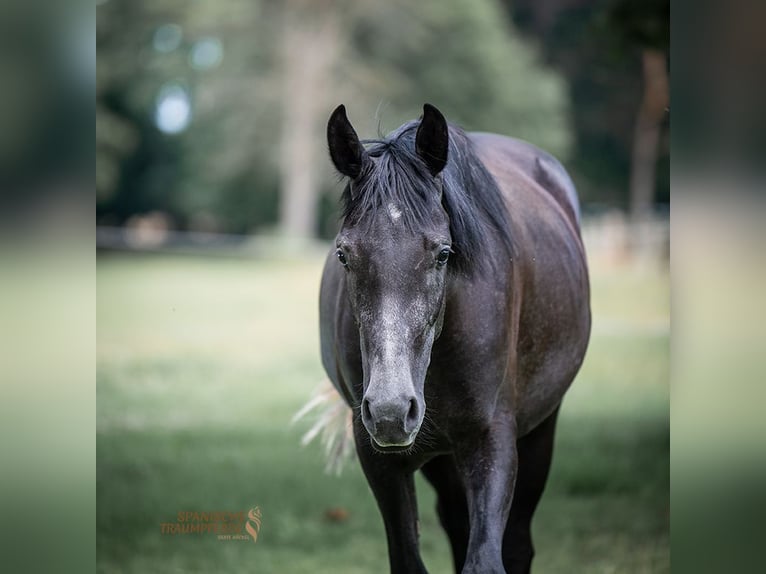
[97,0,668,240]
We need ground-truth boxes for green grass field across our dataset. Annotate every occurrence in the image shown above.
[97,252,668,573]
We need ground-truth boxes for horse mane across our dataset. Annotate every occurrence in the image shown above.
[340,120,514,275]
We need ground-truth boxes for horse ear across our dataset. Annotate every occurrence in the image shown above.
[416,103,449,176]
[327,104,367,179]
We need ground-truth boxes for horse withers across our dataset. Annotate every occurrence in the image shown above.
[318,104,590,574]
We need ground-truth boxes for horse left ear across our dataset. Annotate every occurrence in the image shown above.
[327,104,367,179]
[416,103,449,176]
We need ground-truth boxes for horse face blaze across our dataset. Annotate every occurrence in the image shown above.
[338,214,450,451]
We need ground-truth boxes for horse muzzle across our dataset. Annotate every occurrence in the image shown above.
[361,393,423,450]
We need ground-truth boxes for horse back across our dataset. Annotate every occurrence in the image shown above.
[468,132,581,230]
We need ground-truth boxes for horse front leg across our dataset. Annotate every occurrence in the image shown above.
[353,417,428,574]
[454,415,518,574]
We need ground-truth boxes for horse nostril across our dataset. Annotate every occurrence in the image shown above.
[406,398,419,425]
[362,398,372,423]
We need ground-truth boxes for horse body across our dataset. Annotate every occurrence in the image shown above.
[318,105,590,573]
[467,132,590,435]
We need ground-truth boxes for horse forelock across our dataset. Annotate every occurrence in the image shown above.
[339,120,513,275]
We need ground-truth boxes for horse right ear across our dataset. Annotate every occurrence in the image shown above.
[327,105,367,179]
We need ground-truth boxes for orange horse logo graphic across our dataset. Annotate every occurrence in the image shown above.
[245,507,262,543]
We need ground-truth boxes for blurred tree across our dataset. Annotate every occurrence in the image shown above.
[97,0,284,233]
[501,0,669,214]
[629,48,668,219]
[278,0,340,240]
[97,0,571,238]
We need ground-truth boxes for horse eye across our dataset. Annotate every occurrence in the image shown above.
[436,248,451,266]
[336,249,348,266]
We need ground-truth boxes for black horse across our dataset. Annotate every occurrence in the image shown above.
[319,104,590,574]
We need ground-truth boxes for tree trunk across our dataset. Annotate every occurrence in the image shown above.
[278,1,339,240]
[629,49,668,221]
